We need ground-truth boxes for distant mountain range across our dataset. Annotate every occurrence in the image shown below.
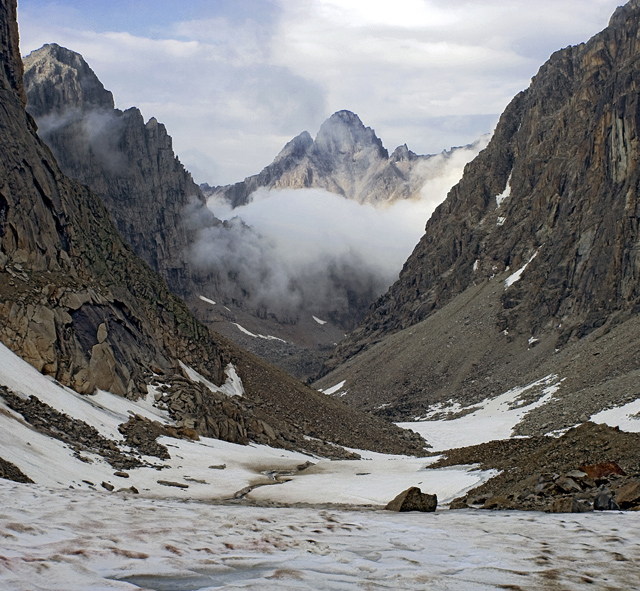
[0,4,425,458]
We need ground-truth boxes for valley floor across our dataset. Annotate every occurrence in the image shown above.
[1,481,639,590]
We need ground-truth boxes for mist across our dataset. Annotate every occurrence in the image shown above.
[191,137,489,327]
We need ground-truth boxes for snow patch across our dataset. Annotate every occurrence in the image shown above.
[312,315,327,325]
[590,399,640,432]
[321,380,346,396]
[179,361,245,397]
[495,172,512,207]
[232,322,287,343]
[497,216,506,226]
[400,374,563,451]
[505,250,538,288]
[198,295,216,305]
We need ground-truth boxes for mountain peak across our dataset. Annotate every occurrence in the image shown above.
[314,110,388,159]
[23,43,114,117]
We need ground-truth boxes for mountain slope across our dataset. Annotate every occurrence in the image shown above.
[204,110,462,208]
[316,0,640,430]
[0,0,426,458]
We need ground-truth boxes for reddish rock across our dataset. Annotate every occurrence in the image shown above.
[579,461,626,480]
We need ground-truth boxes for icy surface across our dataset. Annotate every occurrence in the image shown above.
[1,482,639,591]
[401,375,563,451]
[504,251,538,288]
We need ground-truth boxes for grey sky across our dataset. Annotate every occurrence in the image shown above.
[17,0,623,185]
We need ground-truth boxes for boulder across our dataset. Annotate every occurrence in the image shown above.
[448,497,470,510]
[593,489,620,511]
[385,487,437,512]
[615,481,640,509]
[483,496,513,510]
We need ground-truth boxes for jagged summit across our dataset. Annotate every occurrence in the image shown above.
[23,43,217,302]
[24,43,114,116]
[204,109,441,207]
[0,1,427,458]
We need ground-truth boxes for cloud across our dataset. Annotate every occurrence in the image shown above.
[17,0,622,186]
[191,137,487,326]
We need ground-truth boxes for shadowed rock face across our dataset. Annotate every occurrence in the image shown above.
[0,0,429,457]
[23,44,219,302]
[204,109,443,208]
[327,1,640,370]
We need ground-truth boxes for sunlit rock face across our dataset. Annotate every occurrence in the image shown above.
[203,109,467,208]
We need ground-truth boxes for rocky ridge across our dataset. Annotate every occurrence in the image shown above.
[23,43,219,302]
[0,0,427,459]
[429,422,640,513]
[203,109,466,208]
[317,0,640,426]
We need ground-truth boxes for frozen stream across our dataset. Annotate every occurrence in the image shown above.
[1,482,639,591]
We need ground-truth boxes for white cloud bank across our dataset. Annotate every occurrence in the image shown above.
[193,139,487,323]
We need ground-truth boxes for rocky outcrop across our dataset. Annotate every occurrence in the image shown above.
[23,44,219,301]
[204,110,461,207]
[431,422,640,512]
[0,1,429,458]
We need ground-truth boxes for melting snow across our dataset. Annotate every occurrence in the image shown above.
[179,361,245,397]
[504,250,538,288]
[590,399,640,432]
[198,295,216,305]
[312,315,327,325]
[1,482,639,591]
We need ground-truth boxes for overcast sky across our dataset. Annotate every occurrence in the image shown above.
[17,0,623,185]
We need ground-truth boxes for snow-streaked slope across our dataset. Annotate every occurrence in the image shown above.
[0,341,489,504]
[399,375,563,451]
[1,481,639,591]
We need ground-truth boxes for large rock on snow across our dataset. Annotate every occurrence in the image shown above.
[385,487,437,512]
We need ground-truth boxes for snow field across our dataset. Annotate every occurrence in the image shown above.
[1,481,639,591]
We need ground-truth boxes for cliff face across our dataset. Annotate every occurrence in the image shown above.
[329,1,640,367]
[23,44,218,300]
[0,2,426,457]
[315,1,640,431]
[205,110,445,207]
